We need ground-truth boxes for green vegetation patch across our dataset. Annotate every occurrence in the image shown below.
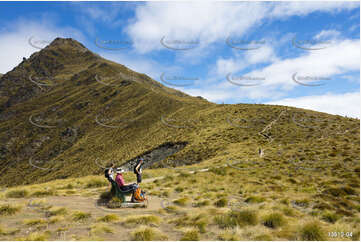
[0,204,21,216]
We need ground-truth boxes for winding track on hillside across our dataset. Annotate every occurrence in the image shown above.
[258,109,287,143]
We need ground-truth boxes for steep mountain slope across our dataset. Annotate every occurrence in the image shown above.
[0,38,359,188]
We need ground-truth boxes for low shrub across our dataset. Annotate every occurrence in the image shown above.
[173,197,189,206]
[125,215,161,226]
[131,226,167,241]
[31,190,56,197]
[321,212,339,223]
[46,207,67,217]
[214,210,258,229]
[0,204,21,216]
[214,198,228,207]
[23,219,47,226]
[6,189,29,198]
[97,214,119,223]
[300,222,325,241]
[72,211,91,222]
[262,213,285,228]
[245,196,265,204]
[181,229,200,241]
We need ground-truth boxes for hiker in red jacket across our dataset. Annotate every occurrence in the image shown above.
[115,168,137,192]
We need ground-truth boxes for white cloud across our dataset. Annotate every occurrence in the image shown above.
[314,30,341,40]
[269,1,359,18]
[186,37,359,106]
[245,45,278,64]
[126,1,359,53]
[126,2,268,53]
[249,38,359,87]
[214,44,277,78]
[266,92,360,118]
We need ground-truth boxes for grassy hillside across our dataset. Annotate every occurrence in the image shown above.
[0,37,359,241]
[0,162,359,240]
[0,37,358,184]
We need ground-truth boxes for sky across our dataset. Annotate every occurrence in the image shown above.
[0,1,360,118]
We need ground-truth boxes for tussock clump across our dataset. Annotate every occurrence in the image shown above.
[17,231,51,241]
[97,214,119,223]
[31,189,56,197]
[245,196,265,204]
[293,199,309,208]
[214,198,228,207]
[214,210,258,229]
[253,234,273,241]
[161,191,170,197]
[181,229,200,241]
[6,189,29,198]
[313,202,332,210]
[72,211,91,222]
[217,231,241,241]
[162,205,178,213]
[46,207,67,217]
[60,184,74,189]
[90,223,114,236]
[175,187,184,193]
[0,204,21,216]
[23,219,47,226]
[193,200,210,207]
[282,207,297,217]
[170,213,208,233]
[321,212,339,223]
[262,213,285,228]
[107,197,124,208]
[131,226,167,241]
[124,215,161,226]
[49,216,64,224]
[173,197,190,206]
[300,222,325,241]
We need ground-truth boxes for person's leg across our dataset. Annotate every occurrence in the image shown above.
[137,174,142,184]
[120,184,137,192]
[120,185,131,192]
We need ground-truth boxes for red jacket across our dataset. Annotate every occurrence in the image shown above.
[115,173,125,187]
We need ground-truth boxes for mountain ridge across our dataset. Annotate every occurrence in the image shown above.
[0,37,359,188]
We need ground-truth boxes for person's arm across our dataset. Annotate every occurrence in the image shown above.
[108,168,113,178]
[135,163,140,174]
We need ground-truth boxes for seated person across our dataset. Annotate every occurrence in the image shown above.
[115,168,137,192]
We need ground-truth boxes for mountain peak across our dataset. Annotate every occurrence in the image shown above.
[26,37,99,69]
[48,37,87,50]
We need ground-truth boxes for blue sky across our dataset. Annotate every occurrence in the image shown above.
[0,1,359,117]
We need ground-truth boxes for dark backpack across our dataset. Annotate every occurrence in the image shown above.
[104,168,111,179]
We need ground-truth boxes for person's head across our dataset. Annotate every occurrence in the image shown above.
[107,162,115,168]
[139,158,144,163]
[116,167,125,175]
